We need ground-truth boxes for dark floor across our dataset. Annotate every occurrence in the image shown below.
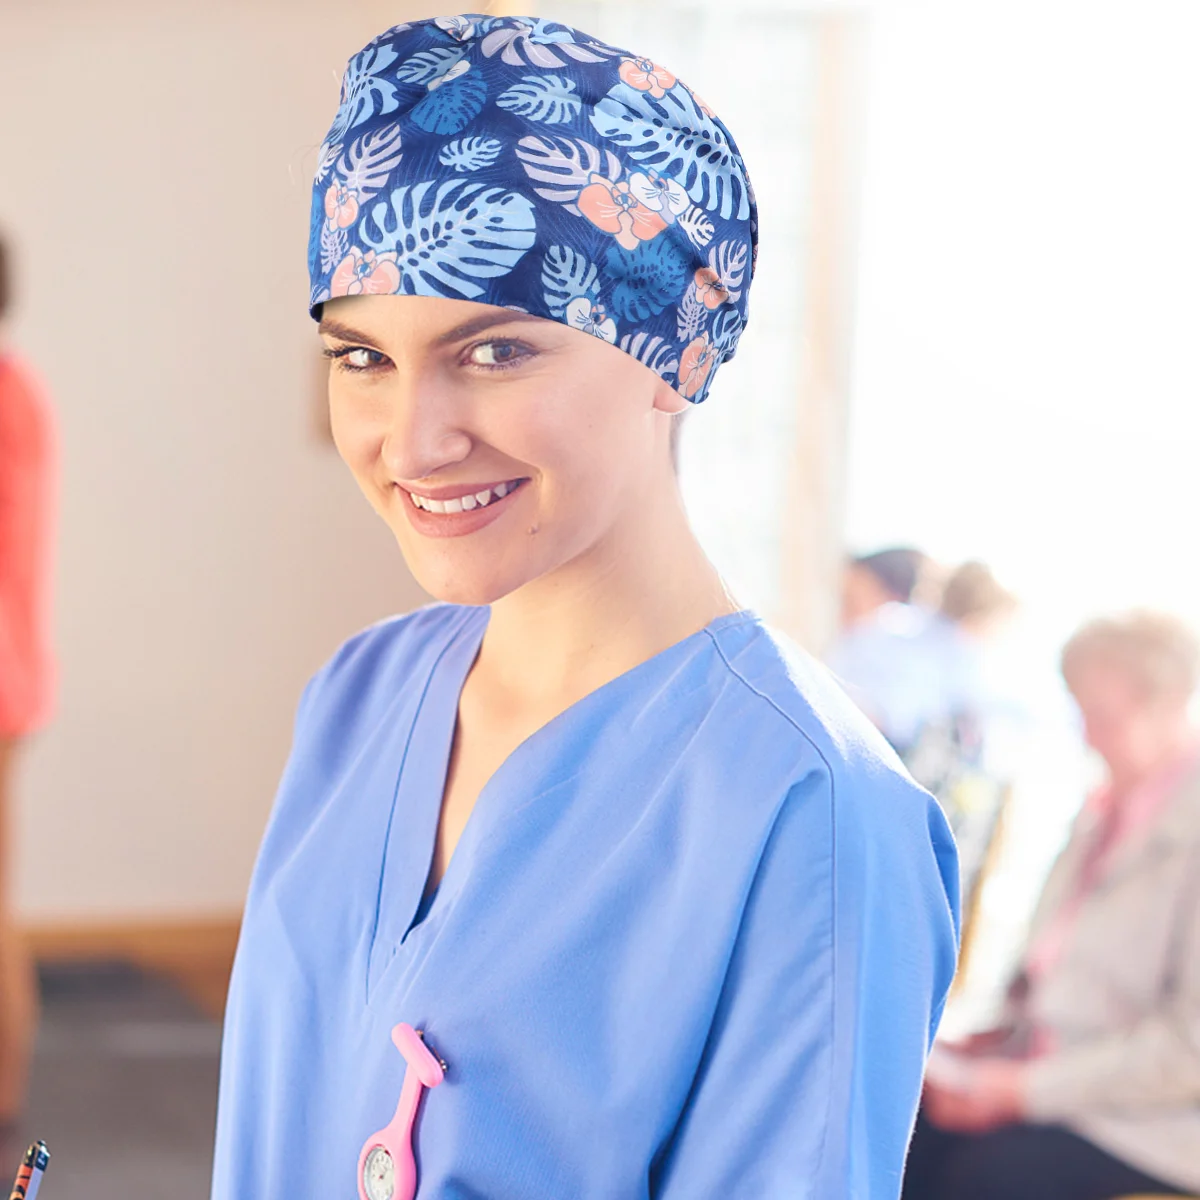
[4,961,220,1199]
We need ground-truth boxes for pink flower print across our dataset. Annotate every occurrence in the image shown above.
[577,174,667,252]
[324,183,359,231]
[565,296,617,343]
[330,247,402,298]
[693,267,728,310]
[678,332,716,399]
[619,56,677,99]
[628,170,690,225]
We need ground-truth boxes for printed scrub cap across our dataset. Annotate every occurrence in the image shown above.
[309,14,758,404]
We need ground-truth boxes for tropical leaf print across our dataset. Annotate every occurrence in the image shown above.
[708,238,749,303]
[514,135,621,213]
[618,331,679,381]
[604,238,689,322]
[336,123,403,200]
[438,136,504,173]
[320,223,349,274]
[497,75,582,124]
[328,43,400,142]
[678,205,715,248]
[480,18,619,68]
[712,306,744,356]
[589,81,751,221]
[359,179,537,300]
[411,73,488,135]
[395,46,465,85]
[676,284,707,343]
[541,244,599,318]
[434,15,476,41]
[315,139,341,185]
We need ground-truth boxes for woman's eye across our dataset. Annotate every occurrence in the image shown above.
[323,345,388,372]
[467,341,528,369]
[343,347,387,370]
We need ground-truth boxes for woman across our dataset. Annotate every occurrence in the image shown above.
[905,611,1200,1200]
[211,16,959,1198]
[0,230,56,1124]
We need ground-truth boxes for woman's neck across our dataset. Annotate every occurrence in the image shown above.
[477,477,739,710]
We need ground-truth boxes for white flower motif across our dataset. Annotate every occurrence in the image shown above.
[628,170,690,224]
[566,296,617,343]
[435,16,477,41]
[427,58,470,90]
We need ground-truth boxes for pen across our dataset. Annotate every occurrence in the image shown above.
[7,1141,48,1200]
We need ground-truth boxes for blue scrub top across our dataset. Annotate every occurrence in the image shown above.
[212,605,959,1198]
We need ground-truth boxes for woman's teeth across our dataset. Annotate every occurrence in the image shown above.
[410,480,518,514]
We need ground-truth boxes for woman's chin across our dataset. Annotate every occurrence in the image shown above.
[407,561,532,609]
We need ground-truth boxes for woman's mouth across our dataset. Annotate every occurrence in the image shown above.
[408,478,523,513]
[400,478,529,538]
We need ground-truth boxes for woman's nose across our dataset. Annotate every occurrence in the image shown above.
[379,373,472,482]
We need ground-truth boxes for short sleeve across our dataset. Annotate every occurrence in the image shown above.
[652,767,960,1200]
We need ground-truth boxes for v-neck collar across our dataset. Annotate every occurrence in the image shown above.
[365,604,759,999]
[367,607,487,995]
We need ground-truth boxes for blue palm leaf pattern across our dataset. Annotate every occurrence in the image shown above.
[618,331,680,381]
[604,239,689,322]
[541,244,600,317]
[359,179,537,299]
[497,75,582,124]
[395,47,466,85]
[676,285,707,343]
[411,73,488,135]
[438,137,504,173]
[589,82,751,221]
[514,135,621,211]
[711,307,744,357]
[327,44,400,142]
[336,124,403,201]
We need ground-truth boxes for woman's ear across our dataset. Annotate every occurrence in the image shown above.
[651,377,690,417]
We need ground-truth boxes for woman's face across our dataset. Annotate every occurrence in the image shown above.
[319,295,687,605]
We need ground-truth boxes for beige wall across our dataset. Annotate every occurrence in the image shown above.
[0,0,434,920]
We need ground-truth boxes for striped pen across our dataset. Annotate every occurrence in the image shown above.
[7,1141,48,1200]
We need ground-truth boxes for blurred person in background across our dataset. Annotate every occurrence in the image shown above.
[903,562,1019,910]
[838,545,928,629]
[825,545,933,750]
[904,559,1019,787]
[904,610,1200,1199]
[0,230,57,1122]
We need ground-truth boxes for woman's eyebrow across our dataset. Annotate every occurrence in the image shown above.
[433,311,547,346]
[317,317,382,345]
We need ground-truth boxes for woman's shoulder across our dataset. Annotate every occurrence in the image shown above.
[708,615,938,820]
[708,616,959,981]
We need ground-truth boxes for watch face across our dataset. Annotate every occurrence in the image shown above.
[363,1145,395,1200]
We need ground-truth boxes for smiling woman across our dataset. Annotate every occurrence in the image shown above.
[211,15,960,1200]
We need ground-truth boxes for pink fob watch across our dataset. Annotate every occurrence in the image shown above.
[358,1023,447,1200]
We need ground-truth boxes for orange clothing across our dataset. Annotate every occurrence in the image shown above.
[0,354,57,736]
